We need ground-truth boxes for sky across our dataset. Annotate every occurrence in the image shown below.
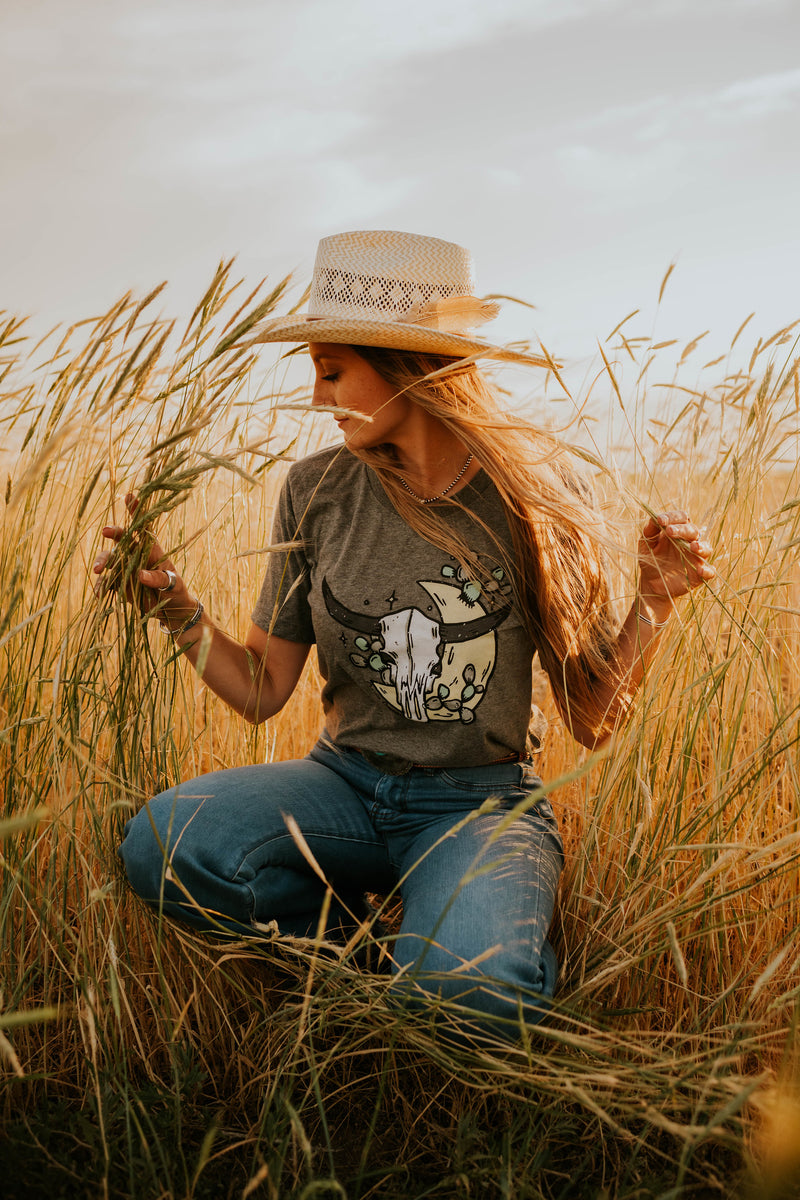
[2,0,799,383]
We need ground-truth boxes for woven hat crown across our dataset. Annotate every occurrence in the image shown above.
[309,230,476,324]
[244,227,551,364]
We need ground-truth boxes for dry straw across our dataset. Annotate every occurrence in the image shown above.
[0,265,799,1197]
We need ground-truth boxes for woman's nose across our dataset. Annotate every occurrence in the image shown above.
[311,379,327,406]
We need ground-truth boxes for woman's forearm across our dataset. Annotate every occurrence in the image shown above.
[169,610,309,724]
[601,594,672,722]
[94,506,310,722]
[566,510,715,748]
[566,594,674,749]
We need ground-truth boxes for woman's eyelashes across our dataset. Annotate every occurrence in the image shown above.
[322,372,339,383]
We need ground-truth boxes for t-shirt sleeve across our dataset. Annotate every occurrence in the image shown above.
[251,475,315,643]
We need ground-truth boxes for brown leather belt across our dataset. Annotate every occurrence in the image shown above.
[352,747,525,776]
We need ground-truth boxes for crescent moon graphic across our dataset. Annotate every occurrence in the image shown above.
[373,580,499,722]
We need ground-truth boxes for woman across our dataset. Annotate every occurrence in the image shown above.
[95,231,714,1041]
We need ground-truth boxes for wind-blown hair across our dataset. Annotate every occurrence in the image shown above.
[351,345,623,742]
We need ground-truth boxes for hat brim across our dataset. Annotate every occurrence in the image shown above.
[244,315,549,368]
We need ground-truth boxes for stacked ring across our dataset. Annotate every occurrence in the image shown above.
[157,570,177,592]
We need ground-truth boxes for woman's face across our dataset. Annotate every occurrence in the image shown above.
[309,342,412,450]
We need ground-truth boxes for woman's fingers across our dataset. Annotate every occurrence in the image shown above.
[689,532,714,560]
[99,523,168,571]
[644,511,698,542]
[92,549,115,594]
[94,495,194,618]
[94,495,174,601]
[639,509,716,595]
[644,511,710,554]
[139,566,180,592]
[690,543,716,580]
[100,524,125,543]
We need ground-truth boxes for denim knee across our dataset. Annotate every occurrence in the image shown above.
[120,803,166,898]
[388,938,557,1044]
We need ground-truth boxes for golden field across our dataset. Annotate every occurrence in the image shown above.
[1,267,798,1198]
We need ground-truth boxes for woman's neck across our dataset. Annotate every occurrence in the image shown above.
[388,414,479,500]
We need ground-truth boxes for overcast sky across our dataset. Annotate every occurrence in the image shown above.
[2,0,799,378]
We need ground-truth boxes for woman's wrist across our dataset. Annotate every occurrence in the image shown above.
[158,597,204,637]
[635,593,672,629]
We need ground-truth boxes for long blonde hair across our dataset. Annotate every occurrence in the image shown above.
[351,345,621,740]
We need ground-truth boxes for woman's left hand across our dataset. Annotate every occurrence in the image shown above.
[637,510,716,604]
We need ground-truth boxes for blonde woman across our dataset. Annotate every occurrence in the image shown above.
[95,231,714,1041]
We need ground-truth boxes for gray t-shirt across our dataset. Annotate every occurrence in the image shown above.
[252,445,538,767]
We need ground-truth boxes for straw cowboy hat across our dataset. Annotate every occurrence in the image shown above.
[246,229,548,366]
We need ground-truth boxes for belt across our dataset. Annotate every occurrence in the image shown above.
[351,747,525,776]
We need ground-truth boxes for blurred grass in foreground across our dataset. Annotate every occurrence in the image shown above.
[0,267,799,1199]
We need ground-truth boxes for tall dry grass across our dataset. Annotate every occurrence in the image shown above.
[1,268,799,1199]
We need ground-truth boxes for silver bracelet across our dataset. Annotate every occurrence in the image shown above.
[161,600,204,638]
[637,606,670,629]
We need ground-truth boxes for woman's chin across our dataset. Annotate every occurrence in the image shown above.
[340,429,373,451]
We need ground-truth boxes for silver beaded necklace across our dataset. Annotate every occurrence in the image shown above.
[398,454,474,504]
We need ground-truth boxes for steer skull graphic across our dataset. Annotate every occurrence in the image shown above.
[322,576,510,723]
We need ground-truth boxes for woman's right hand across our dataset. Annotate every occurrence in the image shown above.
[92,493,197,631]
[93,495,309,722]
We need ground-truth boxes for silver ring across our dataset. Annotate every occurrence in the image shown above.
[157,569,177,592]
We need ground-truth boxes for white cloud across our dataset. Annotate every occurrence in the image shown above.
[486,167,523,188]
[171,109,371,174]
[715,68,800,119]
[620,0,793,17]
[571,65,800,143]
[557,139,685,204]
[1,0,798,356]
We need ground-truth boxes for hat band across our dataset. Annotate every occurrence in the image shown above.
[309,269,498,333]
[310,267,464,323]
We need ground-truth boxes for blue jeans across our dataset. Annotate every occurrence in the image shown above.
[119,738,564,1041]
